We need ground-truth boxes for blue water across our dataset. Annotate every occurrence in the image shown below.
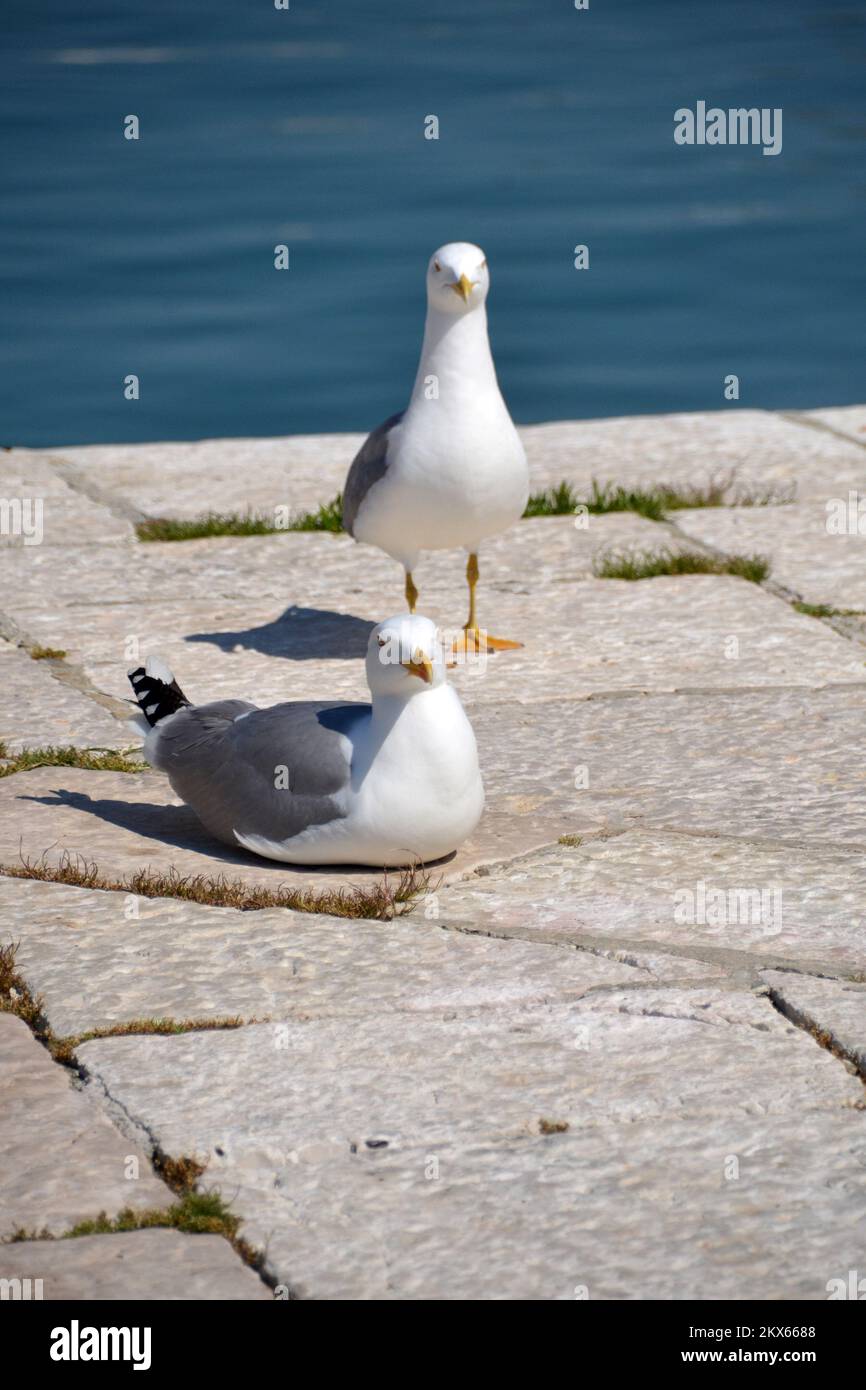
[2,0,864,447]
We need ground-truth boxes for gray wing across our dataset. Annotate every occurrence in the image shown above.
[151,699,369,850]
[342,411,404,536]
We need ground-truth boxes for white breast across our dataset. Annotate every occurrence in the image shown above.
[236,686,484,867]
[352,301,529,566]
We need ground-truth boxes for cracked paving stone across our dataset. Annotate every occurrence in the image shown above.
[441,833,866,976]
[762,971,866,1071]
[76,987,866,1299]
[0,639,127,753]
[0,876,662,1038]
[0,1014,168,1238]
[0,1229,271,1300]
[0,452,133,547]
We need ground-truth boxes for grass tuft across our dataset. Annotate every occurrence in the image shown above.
[28,646,67,661]
[136,476,793,541]
[136,495,344,542]
[5,1191,265,1271]
[62,1191,243,1240]
[524,481,586,518]
[592,547,770,584]
[524,474,794,521]
[0,745,147,779]
[557,835,582,848]
[793,601,865,619]
[1,849,430,920]
[0,939,48,1038]
[49,1016,249,1067]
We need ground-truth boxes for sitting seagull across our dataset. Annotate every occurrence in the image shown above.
[342,242,530,652]
[127,615,484,867]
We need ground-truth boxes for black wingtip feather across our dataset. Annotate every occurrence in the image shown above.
[128,666,191,727]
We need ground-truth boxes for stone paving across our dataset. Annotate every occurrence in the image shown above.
[1,406,865,1300]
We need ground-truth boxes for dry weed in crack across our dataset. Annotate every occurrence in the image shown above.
[2,849,431,920]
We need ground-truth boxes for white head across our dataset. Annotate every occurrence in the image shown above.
[425,242,490,316]
[366,613,447,699]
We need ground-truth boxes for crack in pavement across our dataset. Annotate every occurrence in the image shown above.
[44,452,147,527]
[439,918,864,987]
[779,409,866,453]
[764,984,866,1089]
[0,607,132,722]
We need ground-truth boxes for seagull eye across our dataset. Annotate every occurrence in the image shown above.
[433,260,441,272]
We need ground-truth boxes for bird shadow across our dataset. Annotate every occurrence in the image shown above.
[19,788,454,877]
[185,606,375,661]
[19,789,270,870]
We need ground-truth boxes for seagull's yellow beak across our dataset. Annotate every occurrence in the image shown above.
[402,648,434,683]
[449,273,475,303]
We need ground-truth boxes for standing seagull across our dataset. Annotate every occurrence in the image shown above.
[342,242,530,652]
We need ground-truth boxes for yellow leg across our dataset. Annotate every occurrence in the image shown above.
[458,552,522,653]
[405,570,418,613]
[465,552,479,633]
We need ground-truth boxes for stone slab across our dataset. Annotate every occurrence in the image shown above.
[0,639,127,753]
[0,1013,168,1238]
[762,971,866,1069]
[0,1228,271,1300]
[673,502,866,610]
[41,433,363,524]
[0,452,133,547]
[0,877,657,1038]
[77,988,866,1299]
[46,410,866,520]
[441,834,866,977]
[464,683,866,852]
[2,525,864,713]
